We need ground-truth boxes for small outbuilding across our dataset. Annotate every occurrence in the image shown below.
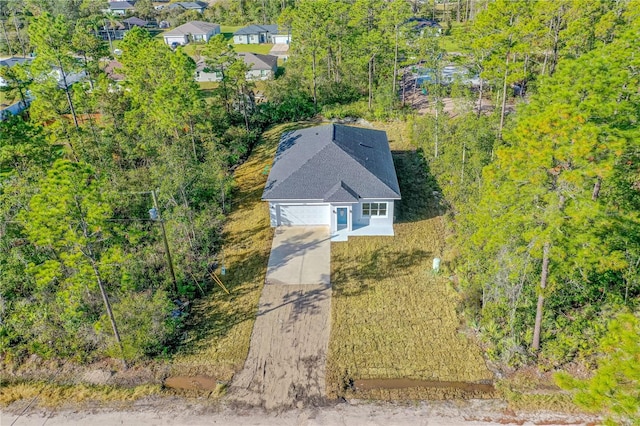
[262,124,401,241]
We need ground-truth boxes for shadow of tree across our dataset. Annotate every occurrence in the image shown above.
[393,149,445,223]
[264,229,331,285]
[175,121,326,360]
[257,284,331,332]
[333,247,431,298]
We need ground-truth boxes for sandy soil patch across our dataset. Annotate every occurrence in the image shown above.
[227,283,332,410]
[2,398,599,426]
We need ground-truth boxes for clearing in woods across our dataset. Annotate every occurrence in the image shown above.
[326,121,495,400]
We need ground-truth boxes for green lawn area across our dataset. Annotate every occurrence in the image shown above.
[326,121,495,400]
[232,43,274,55]
[220,25,242,40]
[440,21,470,54]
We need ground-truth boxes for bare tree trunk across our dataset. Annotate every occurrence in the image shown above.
[476,71,484,118]
[58,60,80,129]
[311,48,317,112]
[368,55,374,110]
[11,11,26,57]
[549,12,561,77]
[434,98,439,158]
[0,18,13,56]
[189,118,197,160]
[242,88,250,131]
[460,140,466,183]
[532,242,550,352]
[392,24,399,97]
[104,20,113,52]
[592,177,602,201]
[92,260,126,368]
[497,53,509,140]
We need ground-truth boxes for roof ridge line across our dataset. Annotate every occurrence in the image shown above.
[331,130,401,198]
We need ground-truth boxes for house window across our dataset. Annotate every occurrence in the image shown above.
[362,202,387,217]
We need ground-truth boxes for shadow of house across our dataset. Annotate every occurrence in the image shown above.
[393,149,445,222]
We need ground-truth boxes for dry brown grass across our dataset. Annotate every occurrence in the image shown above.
[0,381,160,407]
[326,120,494,400]
[169,122,316,381]
[168,126,280,380]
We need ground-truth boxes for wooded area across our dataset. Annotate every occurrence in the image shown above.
[1,0,638,421]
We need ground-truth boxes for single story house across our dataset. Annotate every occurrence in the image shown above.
[195,52,277,83]
[0,57,33,87]
[104,60,125,82]
[163,21,220,46]
[262,124,401,241]
[107,1,136,15]
[167,1,208,13]
[122,17,148,28]
[233,24,278,44]
[96,21,128,41]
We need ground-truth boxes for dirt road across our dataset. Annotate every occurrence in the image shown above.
[227,283,332,410]
[3,398,597,425]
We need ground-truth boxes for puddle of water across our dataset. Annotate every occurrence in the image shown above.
[354,378,495,393]
[164,375,219,391]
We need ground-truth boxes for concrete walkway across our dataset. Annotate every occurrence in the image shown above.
[228,227,332,410]
[265,227,331,285]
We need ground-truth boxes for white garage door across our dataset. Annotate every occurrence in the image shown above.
[278,204,329,226]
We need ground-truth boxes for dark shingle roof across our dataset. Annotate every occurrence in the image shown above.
[234,24,278,36]
[262,124,401,202]
[238,52,277,70]
[167,1,208,10]
[0,57,32,68]
[109,1,136,9]
[163,21,219,36]
[122,17,148,27]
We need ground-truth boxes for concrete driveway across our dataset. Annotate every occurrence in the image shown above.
[265,226,331,285]
[229,226,332,409]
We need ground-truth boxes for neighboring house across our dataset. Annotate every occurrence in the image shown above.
[233,24,278,44]
[108,1,137,15]
[195,52,277,83]
[167,1,208,13]
[239,52,277,80]
[262,124,401,241]
[96,21,128,41]
[0,57,32,87]
[104,60,125,82]
[122,17,148,28]
[407,17,442,35]
[163,21,220,46]
[49,67,87,88]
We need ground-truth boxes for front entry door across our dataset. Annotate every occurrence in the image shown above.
[337,207,348,230]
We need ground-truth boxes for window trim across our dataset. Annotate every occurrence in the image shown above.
[362,202,388,218]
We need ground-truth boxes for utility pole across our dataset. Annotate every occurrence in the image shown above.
[150,190,178,293]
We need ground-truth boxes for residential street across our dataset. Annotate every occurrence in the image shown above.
[3,399,597,425]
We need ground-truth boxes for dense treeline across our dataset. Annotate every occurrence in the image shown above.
[409,0,640,372]
[0,9,284,363]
